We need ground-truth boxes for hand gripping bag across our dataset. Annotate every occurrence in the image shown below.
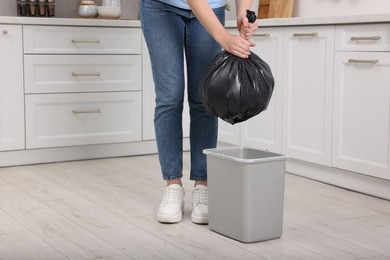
[200,11,275,125]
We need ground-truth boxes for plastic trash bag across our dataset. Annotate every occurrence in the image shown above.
[199,11,275,125]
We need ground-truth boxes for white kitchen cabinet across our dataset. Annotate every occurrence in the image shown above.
[335,23,390,52]
[282,26,334,166]
[24,55,141,94]
[141,35,190,141]
[24,25,143,149]
[218,119,240,145]
[25,92,141,149]
[333,52,390,180]
[23,26,141,54]
[0,25,24,151]
[240,27,283,153]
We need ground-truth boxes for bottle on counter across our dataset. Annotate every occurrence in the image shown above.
[47,0,55,17]
[38,0,47,16]
[28,0,38,16]
[17,0,29,16]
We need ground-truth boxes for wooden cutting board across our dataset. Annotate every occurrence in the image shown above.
[268,0,294,18]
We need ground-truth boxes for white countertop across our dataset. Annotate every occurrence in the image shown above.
[0,13,390,27]
[0,16,141,27]
[226,13,390,27]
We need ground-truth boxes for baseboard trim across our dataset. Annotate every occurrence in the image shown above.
[0,139,190,168]
[287,158,390,200]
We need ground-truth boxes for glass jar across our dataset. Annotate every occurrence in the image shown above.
[47,0,55,17]
[79,0,98,18]
[38,0,46,16]
[28,0,38,16]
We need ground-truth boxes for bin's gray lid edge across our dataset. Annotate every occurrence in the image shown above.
[203,148,288,164]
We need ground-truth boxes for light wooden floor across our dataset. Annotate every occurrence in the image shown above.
[0,153,390,260]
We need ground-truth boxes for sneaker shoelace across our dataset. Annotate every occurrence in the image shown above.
[193,188,208,206]
[161,187,183,206]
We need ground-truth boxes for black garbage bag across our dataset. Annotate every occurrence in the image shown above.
[200,10,275,125]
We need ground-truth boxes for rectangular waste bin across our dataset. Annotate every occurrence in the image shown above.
[204,147,287,243]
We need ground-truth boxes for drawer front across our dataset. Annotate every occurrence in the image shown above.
[26,92,142,148]
[335,23,390,51]
[23,26,141,54]
[24,55,141,93]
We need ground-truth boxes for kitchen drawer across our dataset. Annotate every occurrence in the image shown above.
[23,25,141,54]
[335,23,390,52]
[25,92,142,149]
[24,55,141,93]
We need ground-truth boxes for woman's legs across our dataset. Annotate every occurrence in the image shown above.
[141,0,192,223]
[141,0,187,182]
[141,0,225,223]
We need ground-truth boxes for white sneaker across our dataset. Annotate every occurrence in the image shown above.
[191,185,208,224]
[157,184,185,223]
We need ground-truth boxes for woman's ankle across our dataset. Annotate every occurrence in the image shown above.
[167,179,182,186]
[195,180,207,187]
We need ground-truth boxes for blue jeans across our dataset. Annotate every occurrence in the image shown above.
[141,0,224,181]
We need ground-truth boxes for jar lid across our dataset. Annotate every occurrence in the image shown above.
[80,0,96,4]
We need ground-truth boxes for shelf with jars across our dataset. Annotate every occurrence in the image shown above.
[17,0,55,17]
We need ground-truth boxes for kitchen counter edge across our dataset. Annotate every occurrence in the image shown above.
[1,13,390,27]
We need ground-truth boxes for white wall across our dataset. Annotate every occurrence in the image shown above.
[226,0,390,20]
[293,0,390,17]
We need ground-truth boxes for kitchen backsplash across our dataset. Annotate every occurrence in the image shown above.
[0,0,140,19]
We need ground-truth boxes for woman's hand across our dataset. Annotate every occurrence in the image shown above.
[219,14,259,59]
[220,31,255,59]
[237,15,259,41]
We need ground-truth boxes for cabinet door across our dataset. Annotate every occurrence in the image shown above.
[333,52,390,180]
[23,26,141,54]
[142,36,189,141]
[240,27,283,153]
[25,92,142,149]
[24,55,141,93]
[0,25,24,151]
[282,26,334,166]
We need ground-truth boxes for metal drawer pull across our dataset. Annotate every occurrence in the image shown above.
[348,59,379,64]
[72,109,101,114]
[350,36,381,41]
[72,72,101,77]
[255,33,270,38]
[293,33,318,37]
[71,39,100,44]
[2,30,8,35]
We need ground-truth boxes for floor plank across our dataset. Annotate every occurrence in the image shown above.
[45,197,198,260]
[0,231,67,260]
[286,203,390,256]
[129,215,263,260]
[0,184,123,259]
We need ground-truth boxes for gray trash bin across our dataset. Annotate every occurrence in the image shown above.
[204,147,287,243]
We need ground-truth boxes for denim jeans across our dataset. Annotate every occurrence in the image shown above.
[141,0,224,181]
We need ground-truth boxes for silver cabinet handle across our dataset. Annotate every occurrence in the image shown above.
[71,39,100,44]
[2,30,8,35]
[293,33,318,37]
[350,36,381,41]
[72,109,101,114]
[255,33,270,38]
[348,59,379,64]
[72,72,101,77]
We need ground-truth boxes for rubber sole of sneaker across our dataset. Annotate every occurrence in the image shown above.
[191,214,208,224]
[157,213,182,223]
